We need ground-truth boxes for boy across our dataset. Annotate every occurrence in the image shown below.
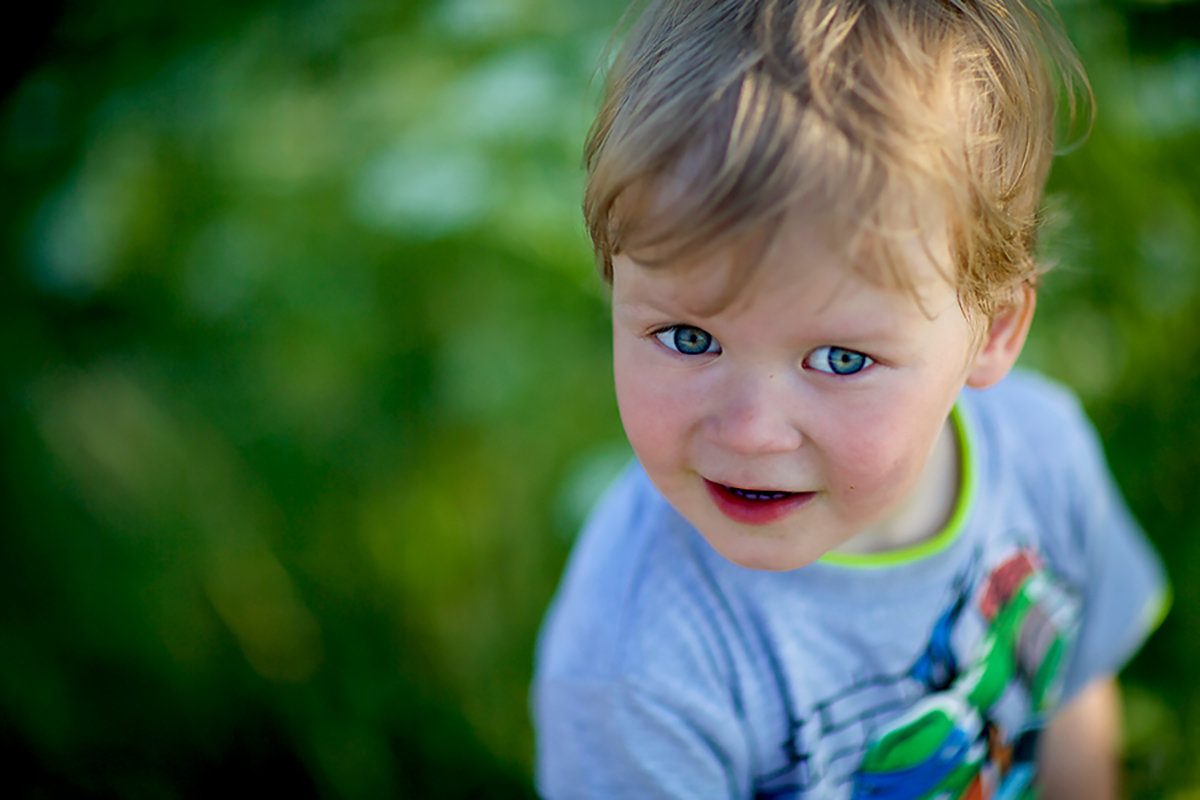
[533,0,1168,797]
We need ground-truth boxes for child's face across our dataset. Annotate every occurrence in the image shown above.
[611,215,985,571]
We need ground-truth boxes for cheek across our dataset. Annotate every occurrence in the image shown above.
[613,347,690,465]
[825,399,941,501]
[833,428,913,493]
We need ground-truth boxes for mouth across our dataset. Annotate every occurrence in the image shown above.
[704,479,815,525]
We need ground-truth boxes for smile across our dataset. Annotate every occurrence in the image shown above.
[704,480,815,525]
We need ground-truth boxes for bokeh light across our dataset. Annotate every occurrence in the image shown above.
[1,0,1197,796]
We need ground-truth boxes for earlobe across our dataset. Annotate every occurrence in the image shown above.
[966,283,1036,389]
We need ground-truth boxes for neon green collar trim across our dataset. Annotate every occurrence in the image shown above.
[819,401,977,569]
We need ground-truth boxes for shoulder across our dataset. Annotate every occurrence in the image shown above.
[961,369,1105,490]
[963,368,1090,447]
[535,461,736,688]
[532,463,755,796]
[959,370,1117,555]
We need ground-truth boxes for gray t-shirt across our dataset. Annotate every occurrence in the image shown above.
[533,371,1168,799]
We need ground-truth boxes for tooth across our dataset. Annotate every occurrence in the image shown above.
[723,485,800,501]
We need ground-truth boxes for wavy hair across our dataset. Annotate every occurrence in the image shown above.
[584,0,1090,317]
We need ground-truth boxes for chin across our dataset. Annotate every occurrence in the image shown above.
[706,532,823,573]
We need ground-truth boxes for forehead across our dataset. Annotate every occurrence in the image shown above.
[616,194,958,322]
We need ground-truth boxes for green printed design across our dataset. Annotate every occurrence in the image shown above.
[851,550,1079,800]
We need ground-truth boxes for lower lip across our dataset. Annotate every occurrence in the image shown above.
[704,480,815,525]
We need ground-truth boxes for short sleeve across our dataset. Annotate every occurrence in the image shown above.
[1052,395,1169,702]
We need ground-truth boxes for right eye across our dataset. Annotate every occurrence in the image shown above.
[654,325,722,355]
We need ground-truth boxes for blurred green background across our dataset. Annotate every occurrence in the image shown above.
[0,0,1196,796]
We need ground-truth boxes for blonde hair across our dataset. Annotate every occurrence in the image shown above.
[584,0,1090,317]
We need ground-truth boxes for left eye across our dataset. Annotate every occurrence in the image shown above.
[654,325,722,355]
[807,346,873,375]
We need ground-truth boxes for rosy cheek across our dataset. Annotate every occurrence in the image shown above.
[835,426,913,498]
[615,363,679,460]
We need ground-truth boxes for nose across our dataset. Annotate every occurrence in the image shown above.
[702,372,803,455]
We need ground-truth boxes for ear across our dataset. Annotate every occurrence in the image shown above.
[966,283,1036,389]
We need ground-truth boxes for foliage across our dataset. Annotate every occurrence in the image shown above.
[0,0,1196,796]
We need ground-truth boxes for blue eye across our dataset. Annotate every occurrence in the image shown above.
[808,346,873,375]
[655,325,721,355]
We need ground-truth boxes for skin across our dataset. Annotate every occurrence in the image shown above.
[611,211,1033,571]
[1039,677,1121,800]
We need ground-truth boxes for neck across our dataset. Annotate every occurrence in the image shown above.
[833,416,961,556]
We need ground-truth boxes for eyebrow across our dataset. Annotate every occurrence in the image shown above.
[810,305,934,341]
[611,283,734,321]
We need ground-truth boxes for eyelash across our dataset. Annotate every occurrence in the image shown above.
[806,346,875,376]
[653,325,722,355]
[651,326,874,376]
